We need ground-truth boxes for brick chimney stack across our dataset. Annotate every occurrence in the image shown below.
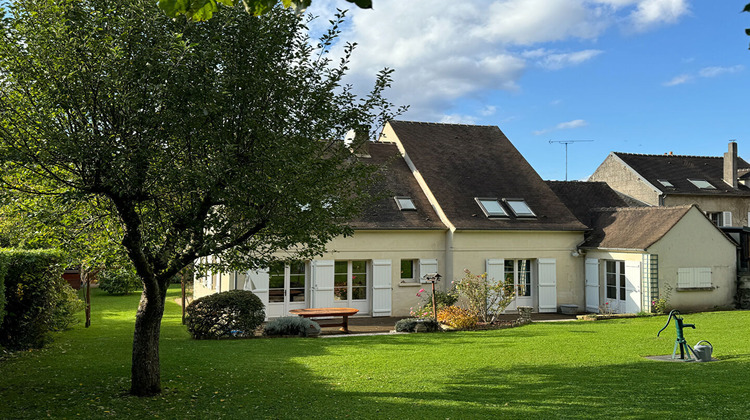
[724,141,738,189]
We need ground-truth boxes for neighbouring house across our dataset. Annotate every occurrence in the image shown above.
[548,181,737,313]
[589,142,750,228]
[195,121,590,317]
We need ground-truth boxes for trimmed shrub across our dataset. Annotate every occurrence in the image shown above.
[0,249,66,350]
[263,316,321,337]
[186,290,265,339]
[394,317,441,333]
[98,268,141,295]
[437,305,478,330]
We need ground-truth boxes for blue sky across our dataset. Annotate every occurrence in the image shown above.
[306,1,750,181]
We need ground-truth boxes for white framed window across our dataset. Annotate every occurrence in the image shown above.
[658,179,674,187]
[334,260,368,301]
[268,261,307,303]
[707,211,732,227]
[677,267,712,288]
[394,196,416,211]
[505,259,532,297]
[400,259,417,283]
[688,179,716,189]
[475,198,508,218]
[504,199,536,217]
[605,260,626,301]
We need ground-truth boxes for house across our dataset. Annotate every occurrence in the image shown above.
[194,121,590,317]
[589,142,750,227]
[548,181,737,313]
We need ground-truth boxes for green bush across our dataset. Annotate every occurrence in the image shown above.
[0,249,67,350]
[50,285,85,331]
[263,316,321,337]
[394,317,441,333]
[0,253,7,327]
[437,305,478,329]
[98,268,141,295]
[186,290,265,339]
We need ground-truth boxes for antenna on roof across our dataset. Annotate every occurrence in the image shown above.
[549,140,594,181]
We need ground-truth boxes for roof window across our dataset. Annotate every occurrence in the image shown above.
[658,179,674,188]
[394,196,416,211]
[475,198,508,218]
[688,179,716,189]
[504,199,536,217]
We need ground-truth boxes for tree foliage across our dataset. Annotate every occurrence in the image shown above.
[745,3,750,49]
[0,0,402,395]
[158,0,372,22]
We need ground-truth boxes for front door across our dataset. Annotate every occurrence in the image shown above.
[604,260,626,313]
[505,259,533,312]
[333,260,369,314]
[267,262,307,318]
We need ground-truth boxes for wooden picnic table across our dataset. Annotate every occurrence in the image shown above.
[289,307,359,333]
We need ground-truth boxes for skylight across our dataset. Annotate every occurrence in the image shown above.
[688,179,716,189]
[504,199,536,217]
[475,198,507,218]
[394,196,416,211]
[658,179,674,188]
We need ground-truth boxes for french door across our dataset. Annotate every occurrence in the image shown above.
[266,261,307,318]
[333,260,369,314]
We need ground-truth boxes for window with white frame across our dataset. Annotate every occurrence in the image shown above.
[268,261,306,303]
[395,196,416,211]
[334,260,368,301]
[658,179,674,188]
[707,211,732,227]
[400,259,417,283]
[475,198,508,218]
[688,179,716,189]
[504,199,536,217]
[505,259,532,297]
[605,260,626,301]
[677,267,712,288]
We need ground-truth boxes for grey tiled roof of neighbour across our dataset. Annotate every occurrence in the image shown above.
[387,121,587,231]
[545,180,637,226]
[349,142,446,230]
[613,152,750,196]
[581,205,693,250]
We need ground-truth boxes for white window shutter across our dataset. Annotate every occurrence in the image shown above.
[537,258,557,313]
[244,268,269,319]
[419,259,439,283]
[585,258,600,313]
[624,261,641,314]
[371,259,392,317]
[485,259,504,285]
[311,260,335,308]
[722,211,732,227]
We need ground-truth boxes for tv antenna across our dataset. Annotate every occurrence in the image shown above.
[549,140,594,181]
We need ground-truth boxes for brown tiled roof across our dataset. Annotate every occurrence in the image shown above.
[545,181,637,226]
[349,142,446,230]
[581,206,693,250]
[614,152,750,196]
[388,121,587,231]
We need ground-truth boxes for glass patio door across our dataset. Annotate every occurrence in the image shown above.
[333,260,369,314]
[605,260,626,313]
[267,262,307,318]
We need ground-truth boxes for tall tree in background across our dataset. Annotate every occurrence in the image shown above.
[0,0,403,396]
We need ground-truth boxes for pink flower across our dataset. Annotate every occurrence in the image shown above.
[419,288,425,293]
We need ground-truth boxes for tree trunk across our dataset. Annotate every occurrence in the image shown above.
[130,286,167,396]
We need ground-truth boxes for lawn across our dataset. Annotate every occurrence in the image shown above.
[1,287,749,419]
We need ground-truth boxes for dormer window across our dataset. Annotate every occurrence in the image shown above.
[395,196,416,211]
[475,198,507,218]
[688,179,716,189]
[504,199,536,217]
[658,179,674,188]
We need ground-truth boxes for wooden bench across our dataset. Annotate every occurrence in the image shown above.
[289,308,359,333]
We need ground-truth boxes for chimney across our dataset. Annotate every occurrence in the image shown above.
[724,141,738,189]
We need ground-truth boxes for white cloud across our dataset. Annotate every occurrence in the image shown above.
[306,0,692,121]
[664,65,743,87]
[628,0,690,32]
[698,65,744,78]
[533,119,588,135]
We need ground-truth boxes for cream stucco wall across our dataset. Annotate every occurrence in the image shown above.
[649,207,737,311]
[450,230,586,310]
[589,154,661,205]
[664,195,750,227]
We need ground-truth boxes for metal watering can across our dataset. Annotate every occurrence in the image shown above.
[692,340,713,362]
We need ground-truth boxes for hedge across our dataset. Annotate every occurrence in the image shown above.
[0,249,73,350]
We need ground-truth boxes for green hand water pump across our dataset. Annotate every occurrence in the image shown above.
[657,310,696,360]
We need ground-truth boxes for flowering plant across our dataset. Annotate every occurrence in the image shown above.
[453,269,514,323]
[409,288,459,319]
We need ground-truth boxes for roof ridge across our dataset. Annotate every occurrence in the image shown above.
[390,120,498,128]
[591,205,692,213]
[614,151,722,159]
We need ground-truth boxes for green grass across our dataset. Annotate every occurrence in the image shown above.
[2,288,750,419]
